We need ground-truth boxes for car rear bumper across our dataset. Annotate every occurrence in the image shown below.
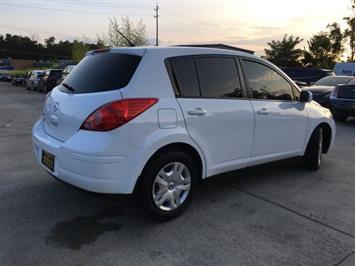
[32,118,137,194]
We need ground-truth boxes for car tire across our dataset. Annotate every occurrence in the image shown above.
[303,127,323,171]
[139,151,198,221]
[332,111,347,122]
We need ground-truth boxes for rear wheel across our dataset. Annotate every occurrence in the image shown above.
[332,111,347,122]
[303,127,323,171]
[140,151,198,221]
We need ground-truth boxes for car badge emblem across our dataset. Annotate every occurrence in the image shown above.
[53,102,59,112]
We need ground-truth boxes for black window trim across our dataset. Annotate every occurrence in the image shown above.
[165,54,248,100]
[239,57,300,102]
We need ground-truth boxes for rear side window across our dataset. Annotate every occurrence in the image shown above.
[60,53,141,94]
[170,58,200,97]
[196,57,242,98]
[243,60,293,101]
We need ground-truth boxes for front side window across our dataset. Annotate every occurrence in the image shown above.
[196,57,242,98]
[243,60,293,101]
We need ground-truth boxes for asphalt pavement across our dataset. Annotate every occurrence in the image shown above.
[1,81,355,266]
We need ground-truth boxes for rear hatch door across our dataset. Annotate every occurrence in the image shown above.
[43,50,144,142]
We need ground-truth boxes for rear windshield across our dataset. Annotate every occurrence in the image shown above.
[59,53,141,94]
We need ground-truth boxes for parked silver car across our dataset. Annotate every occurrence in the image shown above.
[26,70,45,91]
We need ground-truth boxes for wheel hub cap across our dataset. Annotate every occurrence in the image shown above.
[152,162,191,211]
[168,182,175,190]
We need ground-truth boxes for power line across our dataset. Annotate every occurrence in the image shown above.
[161,15,218,35]
[1,2,151,17]
[159,9,224,35]
[38,0,152,9]
[160,10,240,40]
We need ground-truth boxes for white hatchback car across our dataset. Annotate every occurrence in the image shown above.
[32,47,335,220]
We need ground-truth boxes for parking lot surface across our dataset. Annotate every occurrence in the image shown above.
[1,81,355,266]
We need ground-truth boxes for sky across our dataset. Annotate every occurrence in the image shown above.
[0,0,353,55]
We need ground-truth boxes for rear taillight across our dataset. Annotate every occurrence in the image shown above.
[331,86,339,98]
[80,98,158,131]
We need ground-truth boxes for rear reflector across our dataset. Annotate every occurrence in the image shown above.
[80,98,158,131]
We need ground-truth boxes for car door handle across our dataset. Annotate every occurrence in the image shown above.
[188,108,207,116]
[256,108,269,115]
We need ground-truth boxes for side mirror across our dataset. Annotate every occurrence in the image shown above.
[300,90,313,103]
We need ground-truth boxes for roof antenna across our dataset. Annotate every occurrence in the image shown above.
[115,29,135,47]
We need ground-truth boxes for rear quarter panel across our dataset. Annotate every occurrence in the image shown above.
[119,50,208,183]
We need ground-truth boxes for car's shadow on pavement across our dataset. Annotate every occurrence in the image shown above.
[43,157,307,250]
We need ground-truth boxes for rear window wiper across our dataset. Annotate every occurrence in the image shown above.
[62,83,75,92]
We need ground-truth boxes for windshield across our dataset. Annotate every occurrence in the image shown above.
[60,53,141,94]
[314,76,353,86]
[345,78,355,85]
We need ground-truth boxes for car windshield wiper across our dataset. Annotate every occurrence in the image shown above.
[62,83,75,92]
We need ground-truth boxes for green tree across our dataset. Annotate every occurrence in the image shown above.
[108,17,149,47]
[303,33,334,68]
[344,18,355,61]
[71,41,89,62]
[302,23,343,68]
[263,34,303,67]
[342,0,355,61]
[45,36,56,48]
[328,23,344,59]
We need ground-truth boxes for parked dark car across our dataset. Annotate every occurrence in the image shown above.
[0,65,14,70]
[302,76,354,107]
[56,65,75,85]
[0,71,12,82]
[11,74,26,86]
[38,69,63,93]
[281,67,335,86]
[330,81,355,121]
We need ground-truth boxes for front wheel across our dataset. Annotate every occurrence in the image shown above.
[303,127,323,171]
[139,151,198,221]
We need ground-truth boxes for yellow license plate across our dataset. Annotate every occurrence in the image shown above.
[42,150,55,172]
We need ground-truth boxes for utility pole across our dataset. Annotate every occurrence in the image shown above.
[154,3,159,46]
